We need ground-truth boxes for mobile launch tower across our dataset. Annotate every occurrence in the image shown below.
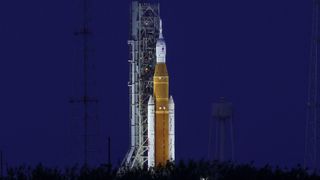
[123,1,175,168]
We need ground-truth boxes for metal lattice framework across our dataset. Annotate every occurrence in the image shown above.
[69,0,100,166]
[123,1,160,168]
[305,0,320,170]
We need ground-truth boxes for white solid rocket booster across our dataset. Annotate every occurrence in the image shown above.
[147,96,155,167]
[169,96,175,161]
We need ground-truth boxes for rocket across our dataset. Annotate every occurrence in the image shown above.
[147,19,175,167]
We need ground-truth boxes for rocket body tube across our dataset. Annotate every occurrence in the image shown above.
[154,63,169,165]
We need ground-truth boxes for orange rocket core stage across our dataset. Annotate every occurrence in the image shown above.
[154,63,169,166]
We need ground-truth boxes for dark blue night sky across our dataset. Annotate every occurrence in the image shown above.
[0,0,312,168]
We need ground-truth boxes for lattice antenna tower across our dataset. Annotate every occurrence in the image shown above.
[305,0,320,170]
[122,1,160,168]
[70,0,99,166]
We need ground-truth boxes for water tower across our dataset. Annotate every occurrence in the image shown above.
[211,97,234,161]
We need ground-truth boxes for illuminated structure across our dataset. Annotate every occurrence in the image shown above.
[147,20,175,167]
[123,1,174,168]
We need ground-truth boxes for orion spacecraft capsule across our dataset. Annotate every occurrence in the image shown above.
[147,20,175,167]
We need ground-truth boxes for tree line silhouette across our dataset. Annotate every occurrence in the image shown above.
[1,160,320,180]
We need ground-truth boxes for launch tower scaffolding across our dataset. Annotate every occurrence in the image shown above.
[123,1,160,168]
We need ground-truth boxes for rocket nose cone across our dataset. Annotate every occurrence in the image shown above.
[169,96,174,104]
[148,95,154,105]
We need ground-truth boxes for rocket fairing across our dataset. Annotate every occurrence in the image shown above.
[147,19,175,167]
